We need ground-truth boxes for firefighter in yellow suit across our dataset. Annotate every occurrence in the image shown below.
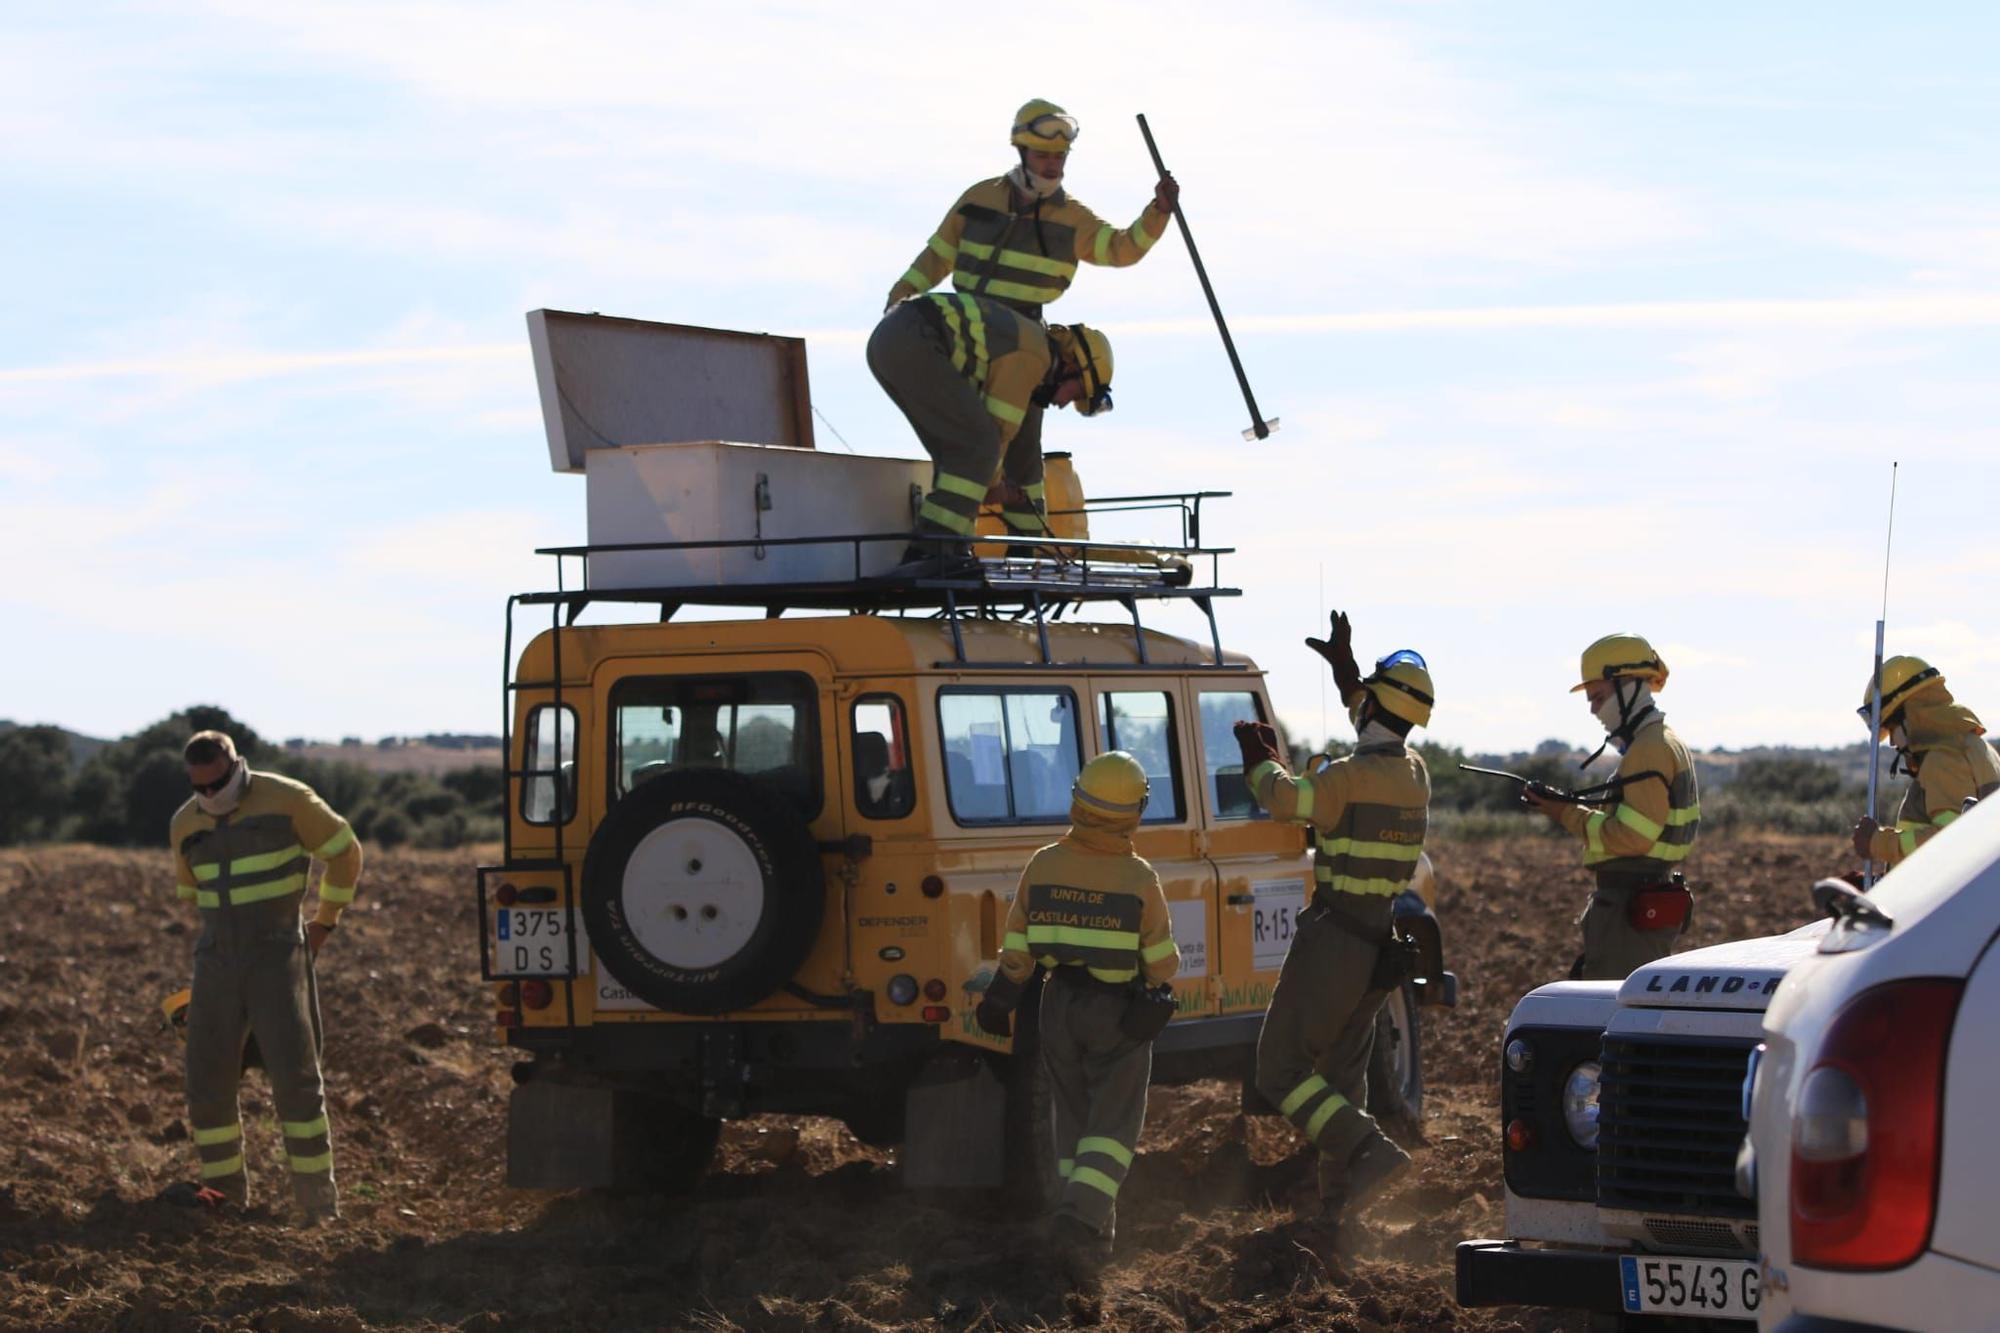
[882,99,1174,536]
[170,730,362,1222]
[1851,656,2000,868]
[1523,634,1701,981]
[975,751,1179,1289]
[1233,612,1430,1227]
[867,291,1112,569]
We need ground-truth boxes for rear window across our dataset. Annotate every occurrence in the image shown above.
[609,672,820,815]
[938,687,1081,825]
[1199,690,1269,820]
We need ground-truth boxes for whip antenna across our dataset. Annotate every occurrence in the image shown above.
[1862,462,1899,890]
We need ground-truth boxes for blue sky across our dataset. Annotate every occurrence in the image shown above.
[3,2,1997,753]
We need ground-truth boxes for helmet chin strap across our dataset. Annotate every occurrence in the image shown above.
[1580,678,1657,771]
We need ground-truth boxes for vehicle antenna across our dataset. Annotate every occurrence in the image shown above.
[1318,562,1328,748]
[1862,461,1899,891]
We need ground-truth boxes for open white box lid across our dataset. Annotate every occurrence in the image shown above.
[526,309,816,473]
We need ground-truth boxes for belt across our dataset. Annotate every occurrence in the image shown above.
[1309,894,1392,947]
[1048,965,1133,996]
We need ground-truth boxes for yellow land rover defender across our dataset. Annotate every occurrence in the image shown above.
[480,312,1456,1197]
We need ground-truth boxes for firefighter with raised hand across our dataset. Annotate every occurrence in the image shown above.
[882,99,1175,539]
[1851,656,1999,868]
[1523,634,1700,981]
[170,730,361,1224]
[974,751,1179,1291]
[1233,612,1431,1231]
[868,297,1112,571]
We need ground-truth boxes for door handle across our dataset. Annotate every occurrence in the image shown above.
[1226,893,1255,906]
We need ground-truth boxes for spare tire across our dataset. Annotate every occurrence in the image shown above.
[581,768,824,1014]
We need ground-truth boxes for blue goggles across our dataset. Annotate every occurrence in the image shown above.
[1375,649,1428,672]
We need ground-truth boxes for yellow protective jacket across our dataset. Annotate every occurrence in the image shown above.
[171,770,362,928]
[1555,715,1700,879]
[913,291,1053,450]
[1246,697,1431,899]
[989,805,1178,1002]
[1870,695,2000,865]
[887,176,1169,316]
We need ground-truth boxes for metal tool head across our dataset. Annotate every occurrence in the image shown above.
[1241,417,1280,442]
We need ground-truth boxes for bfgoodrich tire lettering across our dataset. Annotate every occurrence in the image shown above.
[582,769,824,1014]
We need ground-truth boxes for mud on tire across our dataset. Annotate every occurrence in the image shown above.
[582,768,824,1015]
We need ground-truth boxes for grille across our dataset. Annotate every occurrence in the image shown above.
[1645,1218,1745,1253]
[1598,1035,1756,1220]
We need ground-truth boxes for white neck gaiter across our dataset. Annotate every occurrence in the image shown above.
[197,762,248,817]
[1356,719,1403,750]
[1593,682,1656,753]
[1007,164,1063,200]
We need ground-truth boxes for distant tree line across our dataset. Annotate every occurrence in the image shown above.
[0,707,501,850]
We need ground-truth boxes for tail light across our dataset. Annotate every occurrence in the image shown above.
[1791,978,1962,1270]
[923,978,947,1002]
[520,979,554,1011]
[921,874,945,899]
[921,1005,950,1023]
[1506,1119,1536,1152]
[496,982,519,1006]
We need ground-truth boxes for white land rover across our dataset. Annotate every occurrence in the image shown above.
[1746,799,2000,1332]
[1457,924,1830,1328]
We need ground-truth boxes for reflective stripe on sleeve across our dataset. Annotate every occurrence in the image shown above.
[1584,810,1608,855]
[177,883,198,902]
[1002,931,1029,953]
[1093,225,1114,264]
[926,233,957,262]
[1133,222,1160,252]
[1141,937,1177,963]
[317,882,357,904]
[1292,781,1316,821]
[1613,804,1666,841]
[900,265,929,291]
[314,826,355,859]
[1900,825,1921,856]
[985,394,1026,425]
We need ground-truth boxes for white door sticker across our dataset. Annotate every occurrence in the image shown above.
[1168,899,1208,979]
[1251,876,1308,972]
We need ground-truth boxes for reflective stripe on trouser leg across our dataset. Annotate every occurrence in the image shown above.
[1040,979,1152,1236]
[918,470,984,536]
[1253,907,1387,1193]
[184,944,251,1204]
[245,930,338,1212]
[866,303,1005,521]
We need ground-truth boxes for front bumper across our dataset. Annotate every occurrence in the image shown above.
[1455,1239,1628,1315]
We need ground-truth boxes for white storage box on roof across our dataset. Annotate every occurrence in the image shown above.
[528,309,927,589]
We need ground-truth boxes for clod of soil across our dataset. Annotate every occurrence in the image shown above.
[0,833,1839,1330]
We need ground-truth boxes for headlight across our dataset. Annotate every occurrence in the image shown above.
[1562,1060,1602,1149]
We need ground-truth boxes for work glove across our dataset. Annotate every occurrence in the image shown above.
[1233,719,1281,771]
[974,994,1013,1038]
[1850,816,1879,861]
[1304,610,1363,699]
[1153,172,1180,213]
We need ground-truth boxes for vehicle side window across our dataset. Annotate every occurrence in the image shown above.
[521,704,577,825]
[1098,691,1184,823]
[853,695,915,820]
[938,688,1081,825]
[1199,690,1269,821]
[608,673,820,816]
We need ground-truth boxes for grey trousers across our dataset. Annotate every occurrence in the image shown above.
[1577,878,1686,981]
[1254,903,1389,1200]
[185,912,336,1213]
[1039,976,1151,1238]
[866,303,1044,537]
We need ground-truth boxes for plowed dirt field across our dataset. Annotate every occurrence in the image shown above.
[0,832,1839,1331]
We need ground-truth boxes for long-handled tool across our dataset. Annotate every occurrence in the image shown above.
[1861,462,1900,891]
[1136,113,1278,442]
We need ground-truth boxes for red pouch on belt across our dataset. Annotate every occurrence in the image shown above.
[1628,884,1692,931]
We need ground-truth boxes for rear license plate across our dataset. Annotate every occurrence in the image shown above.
[492,907,582,976]
[1620,1255,1759,1320]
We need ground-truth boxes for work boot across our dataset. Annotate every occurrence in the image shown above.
[887,536,977,581]
[1048,1213,1108,1293]
[293,1177,339,1228]
[1343,1132,1413,1212]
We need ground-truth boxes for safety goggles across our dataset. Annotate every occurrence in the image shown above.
[1367,650,1434,706]
[1065,326,1113,417]
[190,760,239,796]
[1856,665,1940,729]
[1015,112,1080,144]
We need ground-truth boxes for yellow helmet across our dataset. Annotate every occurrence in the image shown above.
[1011,99,1079,153]
[162,987,192,1038]
[1050,324,1114,416]
[1361,649,1434,728]
[1859,654,1945,736]
[1074,751,1149,817]
[1571,633,1669,693]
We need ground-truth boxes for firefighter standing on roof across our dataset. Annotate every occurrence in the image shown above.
[1523,634,1700,981]
[974,751,1178,1290]
[1851,656,2000,868]
[867,298,1112,568]
[1234,613,1430,1229]
[882,99,1175,538]
[170,730,361,1223]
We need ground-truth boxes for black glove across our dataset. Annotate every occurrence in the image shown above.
[1370,932,1422,991]
[1305,610,1363,698]
[1233,720,1281,770]
[975,995,1013,1038]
